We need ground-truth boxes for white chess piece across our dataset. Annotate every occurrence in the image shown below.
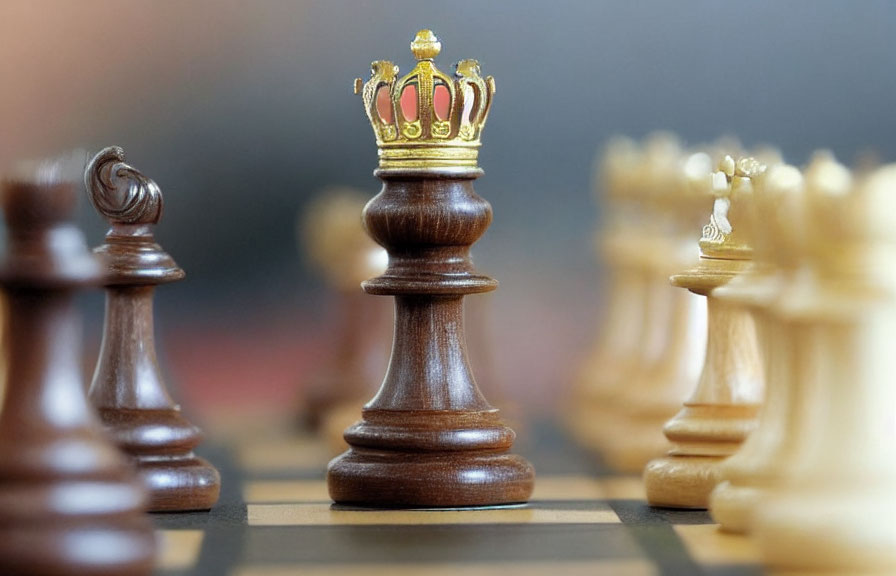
[754,160,896,574]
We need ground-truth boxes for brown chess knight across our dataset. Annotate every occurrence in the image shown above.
[327,29,534,507]
[85,147,221,512]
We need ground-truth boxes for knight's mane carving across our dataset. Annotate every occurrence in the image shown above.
[85,146,162,225]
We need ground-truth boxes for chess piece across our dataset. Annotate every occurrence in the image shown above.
[0,156,155,574]
[568,136,655,453]
[708,161,804,533]
[327,29,535,507]
[599,142,710,472]
[754,160,896,573]
[298,190,388,431]
[86,146,220,512]
[644,156,765,509]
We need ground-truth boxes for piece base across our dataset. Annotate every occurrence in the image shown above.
[643,454,724,509]
[138,455,221,512]
[327,448,535,508]
[709,479,763,534]
[755,486,896,573]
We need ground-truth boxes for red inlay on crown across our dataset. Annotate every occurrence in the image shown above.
[400,84,418,121]
[375,86,393,124]
[434,85,450,121]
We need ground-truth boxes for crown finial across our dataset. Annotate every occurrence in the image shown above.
[356,29,494,173]
[411,29,441,60]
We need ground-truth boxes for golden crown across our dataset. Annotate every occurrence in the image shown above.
[354,29,495,172]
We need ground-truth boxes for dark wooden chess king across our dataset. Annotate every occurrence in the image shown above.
[85,147,221,512]
[327,29,534,507]
[0,161,156,575]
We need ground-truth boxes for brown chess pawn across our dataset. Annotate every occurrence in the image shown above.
[85,146,220,512]
[644,155,765,509]
[298,190,388,432]
[327,29,534,507]
[0,156,155,574]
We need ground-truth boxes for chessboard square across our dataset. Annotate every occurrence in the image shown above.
[155,529,204,571]
[234,560,658,576]
[244,524,644,565]
[246,503,620,526]
[611,500,716,526]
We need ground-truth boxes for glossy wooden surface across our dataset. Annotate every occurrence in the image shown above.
[86,147,220,512]
[327,171,534,507]
[0,174,155,575]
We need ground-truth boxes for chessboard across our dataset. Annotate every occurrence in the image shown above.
[152,416,762,576]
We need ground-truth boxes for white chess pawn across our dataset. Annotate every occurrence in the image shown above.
[754,160,896,573]
[601,148,710,472]
[708,161,806,532]
[644,156,765,509]
[570,136,660,453]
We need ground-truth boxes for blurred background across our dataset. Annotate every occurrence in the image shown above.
[1,0,894,420]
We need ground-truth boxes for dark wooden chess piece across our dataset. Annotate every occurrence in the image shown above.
[327,29,535,507]
[85,146,220,512]
[0,158,155,575]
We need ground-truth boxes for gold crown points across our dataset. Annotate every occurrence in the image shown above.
[354,29,495,171]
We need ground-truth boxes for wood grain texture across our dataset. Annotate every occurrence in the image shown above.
[645,156,765,510]
[86,147,220,512]
[327,171,534,507]
[0,174,155,575]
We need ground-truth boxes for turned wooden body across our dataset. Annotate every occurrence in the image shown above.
[643,289,762,508]
[327,171,534,508]
[0,177,154,575]
[644,156,765,509]
[708,162,805,533]
[753,162,896,573]
[90,282,220,511]
[87,147,220,512]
